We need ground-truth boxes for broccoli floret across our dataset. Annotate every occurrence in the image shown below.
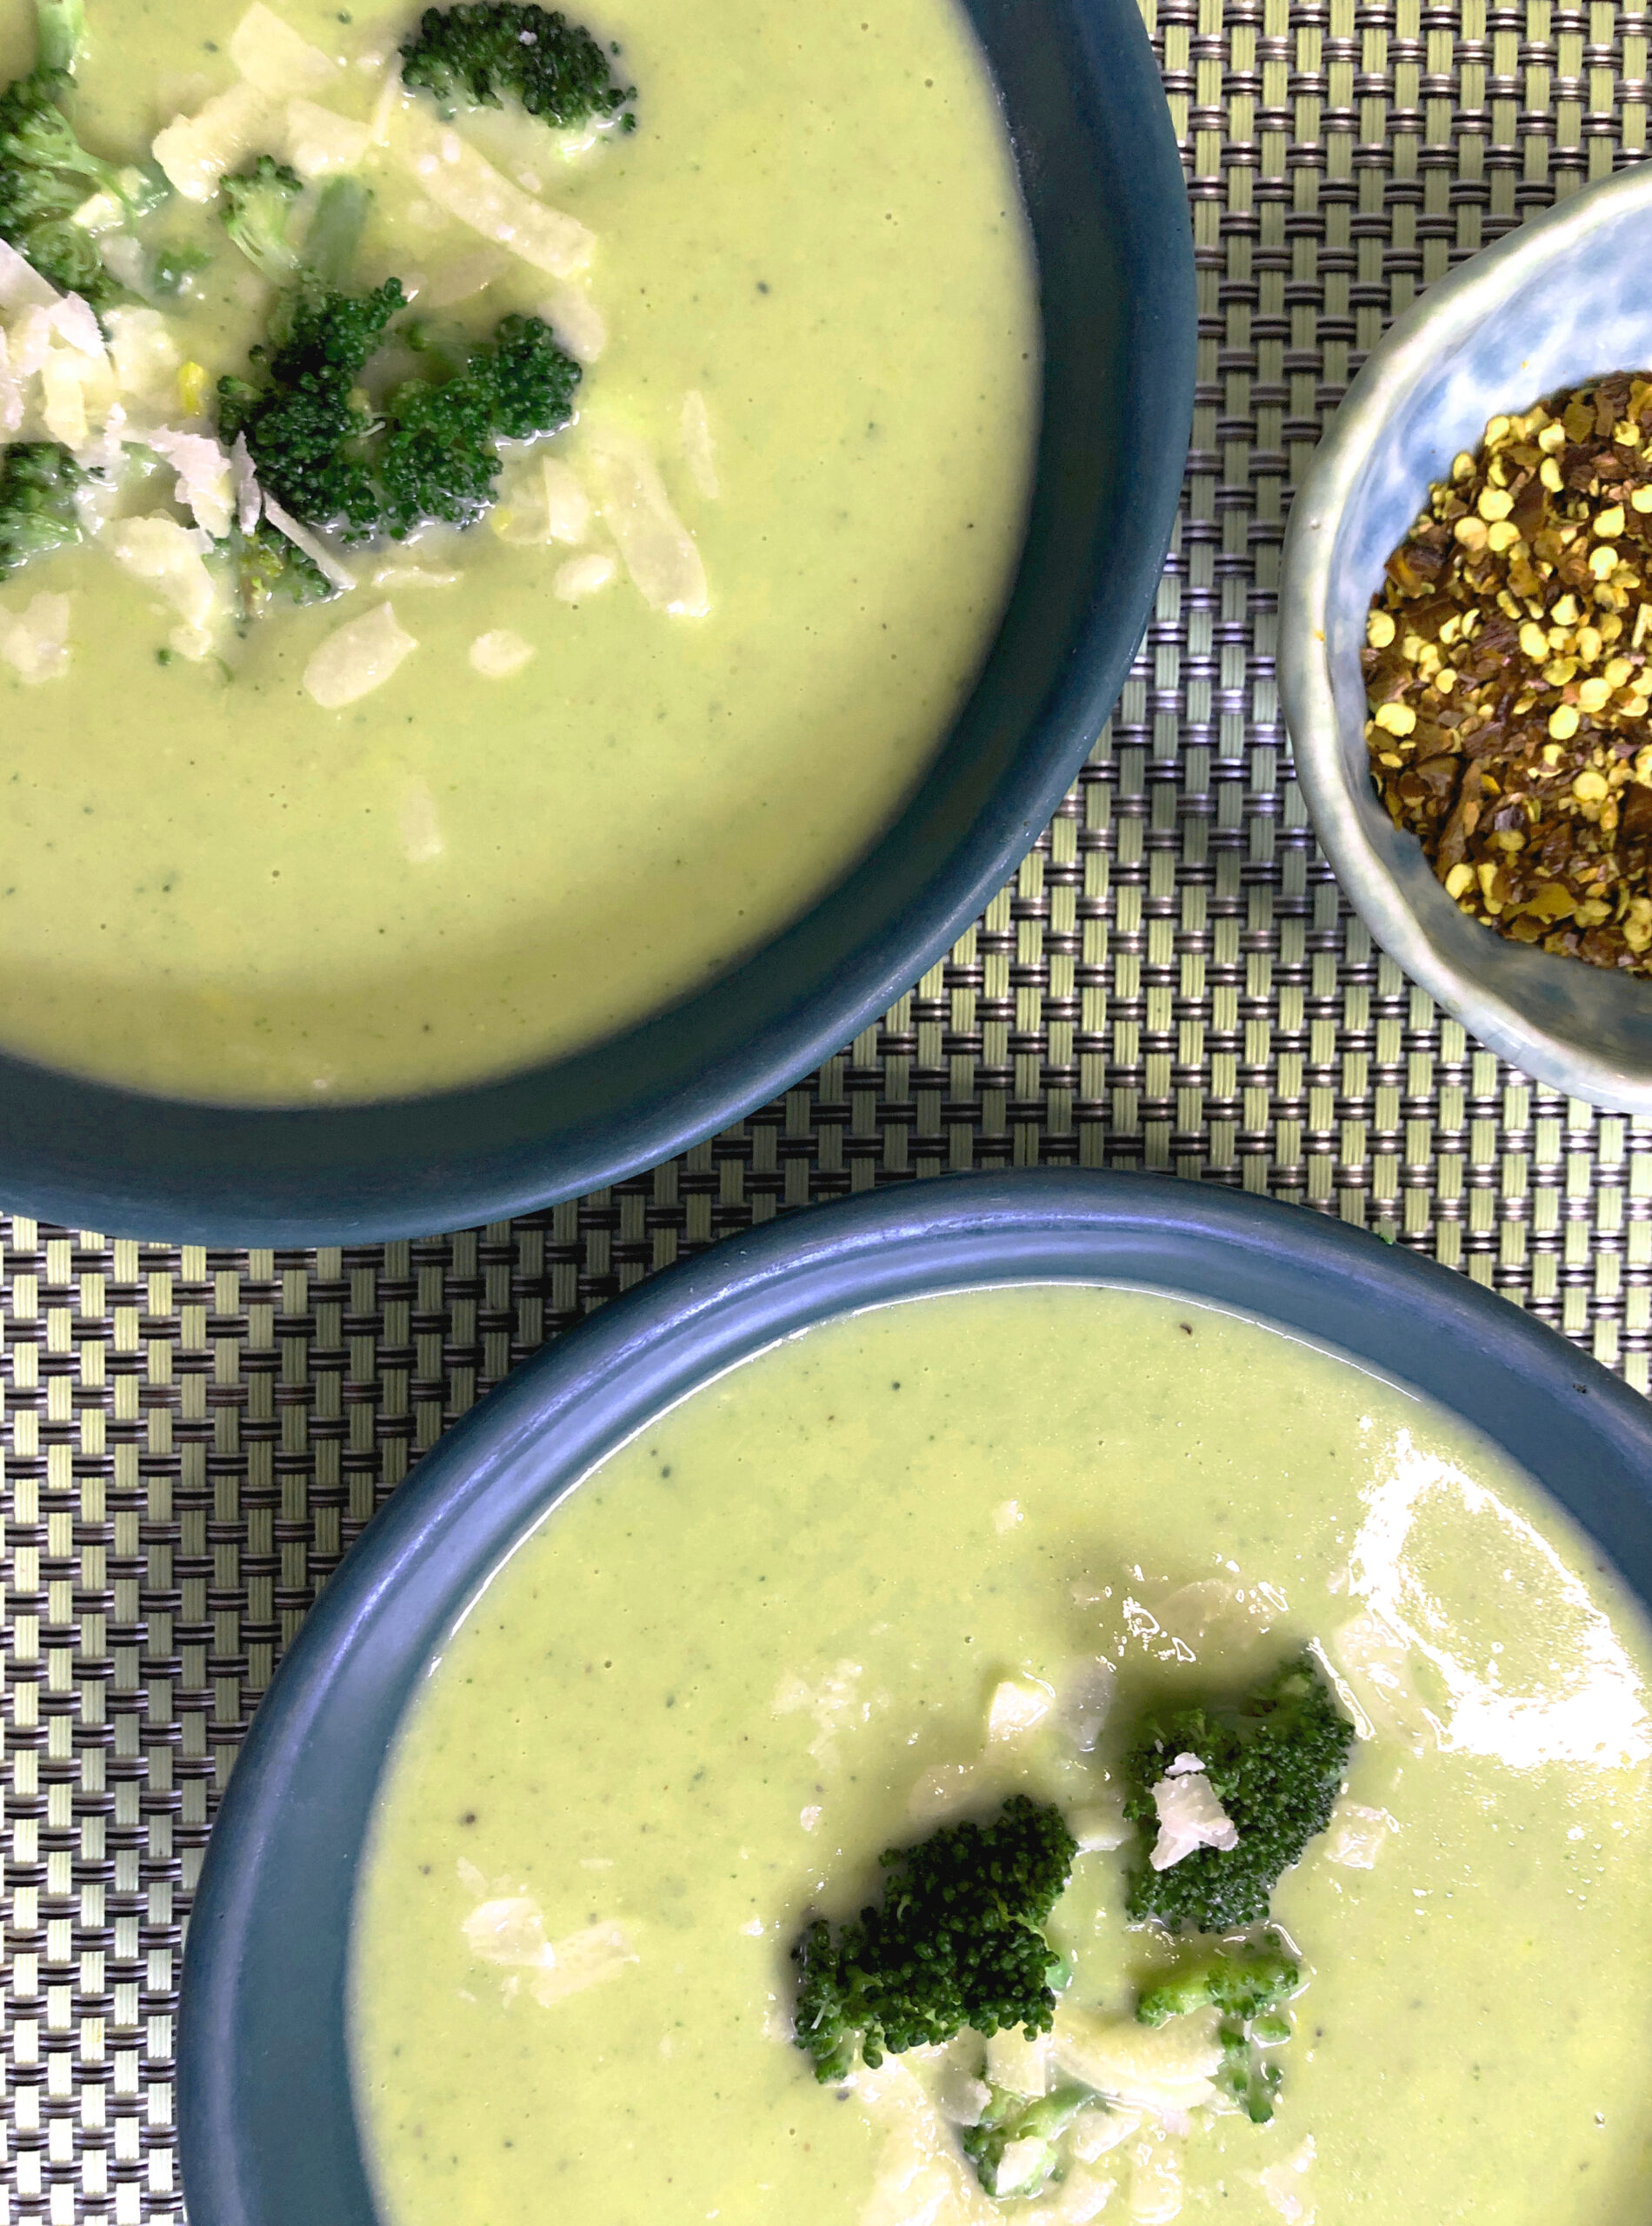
[1122,1653,1355,1935]
[790,1794,1078,2083]
[1135,1941,1299,2029]
[218,156,307,286]
[0,439,83,580]
[0,0,168,305]
[216,174,404,541]
[377,312,581,537]
[400,3,635,131]
[959,2083,1096,2200]
[229,518,338,621]
[1135,1941,1300,2127]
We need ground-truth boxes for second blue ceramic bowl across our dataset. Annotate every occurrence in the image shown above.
[0,0,1194,1243]
[177,1169,1652,2225]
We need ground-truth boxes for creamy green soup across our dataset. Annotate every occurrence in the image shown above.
[0,0,1036,1100]
[350,1286,1652,2225]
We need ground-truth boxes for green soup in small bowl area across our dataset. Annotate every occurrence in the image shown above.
[0,0,1036,1103]
[350,1278,1652,2226]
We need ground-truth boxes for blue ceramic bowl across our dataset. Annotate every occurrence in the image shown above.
[0,0,1194,1245]
[1280,161,1652,1110]
[177,1167,1652,2226]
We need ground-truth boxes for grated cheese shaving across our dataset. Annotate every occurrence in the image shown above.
[143,428,236,541]
[582,425,709,616]
[283,97,370,180]
[386,101,596,277]
[0,591,71,683]
[681,388,719,498]
[542,280,606,363]
[104,308,184,408]
[262,495,356,592]
[0,238,58,312]
[303,600,417,709]
[153,80,278,202]
[1148,1759,1239,1869]
[469,628,536,679]
[230,3,338,97]
[106,514,223,660]
[553,550,616,601]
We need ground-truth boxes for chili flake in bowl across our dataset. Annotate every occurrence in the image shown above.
[1365,375,1652,973]
[1282,158,1652,1108]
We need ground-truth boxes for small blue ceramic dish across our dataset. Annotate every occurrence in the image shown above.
[177,1167,1652,2226]
[0,0,1194,1246]
[1281,161,1652,1110]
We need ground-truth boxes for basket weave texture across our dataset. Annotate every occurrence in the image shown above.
[6,0,1652,2214]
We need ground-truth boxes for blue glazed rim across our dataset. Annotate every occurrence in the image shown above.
[0,0,1195,1246]
[177,1166,1652,2226]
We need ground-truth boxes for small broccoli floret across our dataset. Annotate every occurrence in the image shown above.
[377,311,581,538]
[959,2083,1096,2200]
[0,0,169,304]
[216,174,404,541]
[218,156,306,287]
[229,518,338,621]
[1135,1941,1299,2029]
[400,3,635,130]
[1136,1941,1301,2127]
[1122,1653,1355,1935]
[0,440,83,580]
[790,1794,1078,2083]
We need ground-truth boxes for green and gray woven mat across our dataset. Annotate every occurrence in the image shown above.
[7,0,1652,2215]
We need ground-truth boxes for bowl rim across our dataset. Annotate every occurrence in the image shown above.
[1279,158,1652,1110]
[0,0,1196,1245]
[177,1165,1652,2226]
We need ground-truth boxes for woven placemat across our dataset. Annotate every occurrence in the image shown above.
[7,2,1652,2216]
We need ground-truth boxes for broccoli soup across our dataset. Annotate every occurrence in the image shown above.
[351,1286,1652,2226]
[0,0,1036,1101]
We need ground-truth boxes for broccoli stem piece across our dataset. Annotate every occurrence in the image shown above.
[400,3,636,131]
[1122,1652,1355,1935]
[0,0,169,304]
[1133,1939,1301,2127]
[229,518,339,621]
[1135,1942,1299,2029]
[34,0,83,79]
[790,1795,1078,2083]
[0,440,83,581]
[960,2083,1097,2200]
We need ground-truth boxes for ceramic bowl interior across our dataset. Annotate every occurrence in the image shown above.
[1281,162,1652,1109]
[177,1168,1652,2226]
[0,0,1194,1245]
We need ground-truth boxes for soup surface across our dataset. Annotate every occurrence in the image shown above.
[0,0,1036,1100]
[352,1285,1652,2225]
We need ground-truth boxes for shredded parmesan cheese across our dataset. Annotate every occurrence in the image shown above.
[386,102,596,277]
[1149,1757,1239,1869]
[153,80,278,202]
[262,496,356,593]
[582,425,709,616]
[283,97,371,179]
[543,280,606,362]
[681,388,719,498]
[0,592,71,683]
[143,428,236,541]
[230,3,338,96]
[469,628,536,679]
[303,601,417,709]
[553,550,616,602]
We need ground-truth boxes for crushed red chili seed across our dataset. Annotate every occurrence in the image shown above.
[1364,372,1652,973]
